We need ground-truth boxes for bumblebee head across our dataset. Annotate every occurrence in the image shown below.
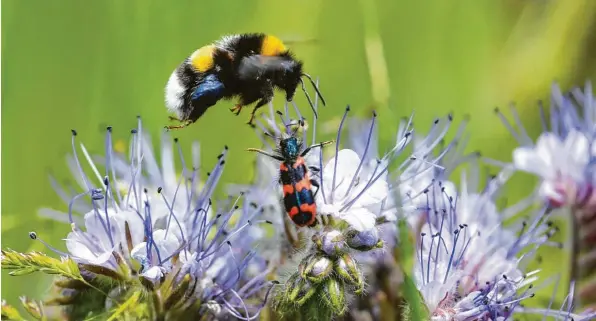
[277,58,326,120]
[274,59,303,102]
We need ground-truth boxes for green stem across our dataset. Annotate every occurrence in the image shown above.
[569,208,580,309]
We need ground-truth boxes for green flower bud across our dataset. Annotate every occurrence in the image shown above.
[321,278,346,316]
[299,254,333,284]
[334,254,365,294]
[285,273,317,306]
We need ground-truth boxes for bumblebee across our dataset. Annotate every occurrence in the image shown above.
[165,33,325,129]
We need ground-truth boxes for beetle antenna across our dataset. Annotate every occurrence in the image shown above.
[301,73,326,106]
[289,118,304,136]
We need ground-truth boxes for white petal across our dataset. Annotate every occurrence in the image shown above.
[131,242,148,262]
[354,178,388,208]
[321,149,363,204]
[65,234,114,265]
[141,266,166,283]
[113,210,145,246]
[318,203,340,216]
[564,130,590,179]
[340,207,377,231]
[82,210,120,249]
[512,147,552,178]
[535,133,562,162]
[152,229,183,259]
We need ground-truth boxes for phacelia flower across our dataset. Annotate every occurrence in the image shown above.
[30,118,275,320]
[498,82,596,211]
[414,169,557,320]
[497,81,596,308]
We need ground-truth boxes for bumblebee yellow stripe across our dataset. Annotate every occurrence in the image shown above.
[190,45,216,72]
[260,35,287,56]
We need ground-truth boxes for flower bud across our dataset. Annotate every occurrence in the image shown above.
[299,254,333,283]
[285,273,317,306]
[334,254,364,294]
[346,228,384,251]
[315,229,346,257]
[321,278,347,316]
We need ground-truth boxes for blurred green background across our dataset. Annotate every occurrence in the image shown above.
[3,0,596,315]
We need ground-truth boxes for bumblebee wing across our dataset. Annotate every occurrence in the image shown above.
[191,74,225,103]
[237,55,291,81]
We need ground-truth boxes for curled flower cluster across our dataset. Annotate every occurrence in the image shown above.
[3,81,596,321]
[274,227,378,318]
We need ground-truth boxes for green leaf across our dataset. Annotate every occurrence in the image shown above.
[400,272,429,321]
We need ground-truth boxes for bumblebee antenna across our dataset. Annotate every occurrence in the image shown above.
[299,78,319,119]
[301,73,326,106]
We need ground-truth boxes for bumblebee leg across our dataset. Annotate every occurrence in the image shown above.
[300,140,334,157]
[165,119,193,130]
[247,98,271,125]
[229,104,244,116]
[308,166,320,173]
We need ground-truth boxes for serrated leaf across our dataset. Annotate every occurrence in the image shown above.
[1,249,83,282]
[1,300,27,321]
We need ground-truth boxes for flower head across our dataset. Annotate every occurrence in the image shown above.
[33,118,274,320]
[498,82,596,211]
[414,169,556,320]
[497,82,596,309]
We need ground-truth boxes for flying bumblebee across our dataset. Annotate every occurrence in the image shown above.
[164,33,326,129]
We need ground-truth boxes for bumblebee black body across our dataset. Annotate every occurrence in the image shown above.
[165,33,325,129]
[247,131,333,227]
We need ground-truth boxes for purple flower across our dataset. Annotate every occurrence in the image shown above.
[498,81,596,211]
[414,169,557,320]
[34,118,274,319]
